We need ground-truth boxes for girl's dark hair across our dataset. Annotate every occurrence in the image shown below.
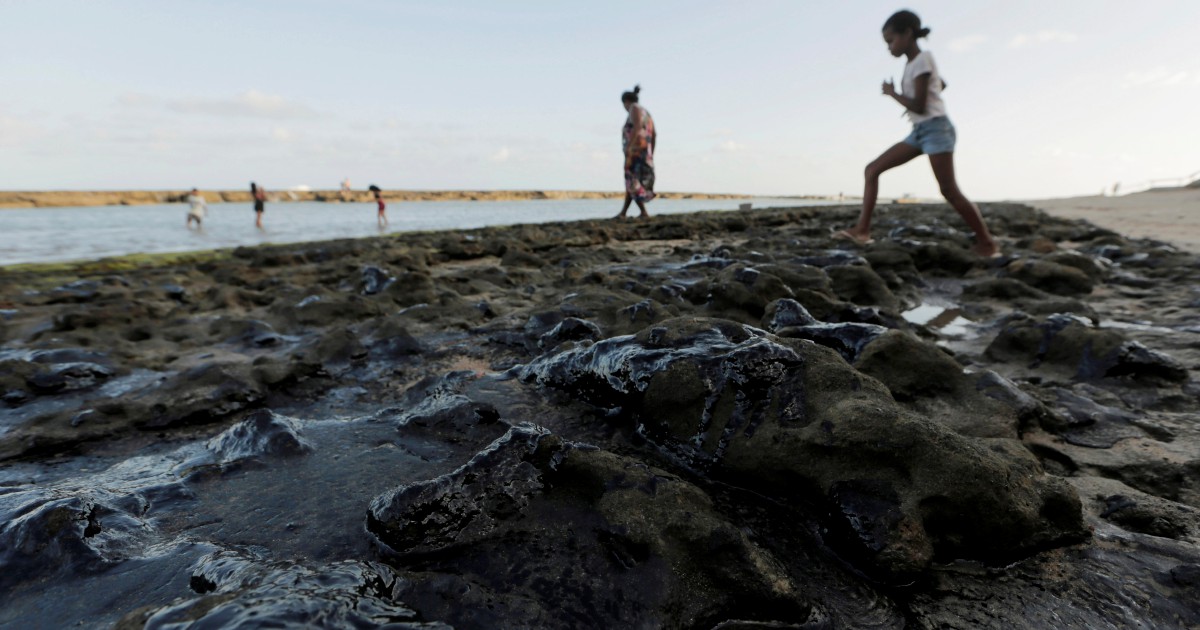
[621,84,641,103]
[250,182,257,191]
[883,10,930,38]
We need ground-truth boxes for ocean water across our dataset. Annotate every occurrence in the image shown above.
[0,197,830,266]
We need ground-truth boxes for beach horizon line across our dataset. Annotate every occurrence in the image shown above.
[0,189,840,210]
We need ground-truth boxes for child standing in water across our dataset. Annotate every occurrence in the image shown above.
[185,188,207,230]
[370,184,387,228]
[835,10,999,257]
[251,182,266,229]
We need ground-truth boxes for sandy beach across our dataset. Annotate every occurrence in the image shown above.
[1027,187,1200,254]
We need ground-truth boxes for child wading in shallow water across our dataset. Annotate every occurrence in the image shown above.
[370,184,387,228]
[251,182,266,229]
[835,10,1000,258]
[185,188,207,230]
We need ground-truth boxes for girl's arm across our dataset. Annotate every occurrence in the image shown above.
[882,73,930,114]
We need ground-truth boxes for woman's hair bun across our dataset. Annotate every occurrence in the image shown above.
[918,27,931,37]
[633,85,641,94]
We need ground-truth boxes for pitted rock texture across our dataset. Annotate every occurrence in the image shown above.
[519,316,1089,575]
[368,425,813,628]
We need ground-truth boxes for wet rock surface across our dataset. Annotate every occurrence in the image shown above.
[1,202,1198,627]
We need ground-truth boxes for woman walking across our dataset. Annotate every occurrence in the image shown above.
[835,10,999,257]
[616,85,657,220]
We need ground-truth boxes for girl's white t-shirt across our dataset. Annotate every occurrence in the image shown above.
[901,50,946,124]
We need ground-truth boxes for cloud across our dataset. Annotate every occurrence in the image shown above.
[490,147,511,162]
[1009,31,1078,48]
[717,140,745,153]
[1122,67,1193,88]
[272,127,294,142]
[166,90,318,119]
[948,35,987,53]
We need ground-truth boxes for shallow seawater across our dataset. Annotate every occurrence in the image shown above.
[173,417,459,563]
[0,197,819,266]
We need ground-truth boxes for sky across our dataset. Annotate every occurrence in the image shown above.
[1,0,1198,199]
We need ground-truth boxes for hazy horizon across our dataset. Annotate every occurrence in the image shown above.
[2,1,1197,199]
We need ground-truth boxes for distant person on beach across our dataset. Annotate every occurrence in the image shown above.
[616,85,656,220]
[185,188,207,230]
[341,177,352,200]
[834,10,999,257]
[251,182,266,229]
[370,184,387,228]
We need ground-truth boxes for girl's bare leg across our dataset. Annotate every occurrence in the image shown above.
[844,142,922,240]
[634,199,649,219]
[928,152,999,256]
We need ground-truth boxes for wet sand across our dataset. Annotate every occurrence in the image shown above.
[1,202,1198,628]
[1027,187,1200,253]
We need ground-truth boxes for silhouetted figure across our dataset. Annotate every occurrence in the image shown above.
[251,182,266,229]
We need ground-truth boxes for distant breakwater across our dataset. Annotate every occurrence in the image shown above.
[0,189,812,209]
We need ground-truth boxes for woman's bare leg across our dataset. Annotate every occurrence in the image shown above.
[616,194,634,219]
[634,199,649,219]
[843,142,922,241]
[929,152,998,256]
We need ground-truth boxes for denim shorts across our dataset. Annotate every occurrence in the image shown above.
[903,116,956,155]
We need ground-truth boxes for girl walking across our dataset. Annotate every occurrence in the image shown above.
[835,10,999,257]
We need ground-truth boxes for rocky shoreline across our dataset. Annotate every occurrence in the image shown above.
[1,203,1198,628]
[0,189,778,209]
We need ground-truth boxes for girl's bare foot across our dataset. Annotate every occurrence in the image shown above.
[972,241,1001,258]
[831,228,874,245]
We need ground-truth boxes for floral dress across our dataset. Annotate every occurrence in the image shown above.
[622,105,656,203]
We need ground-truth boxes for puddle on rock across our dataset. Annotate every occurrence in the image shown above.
[903,302,975,337]
[0,410,470,628]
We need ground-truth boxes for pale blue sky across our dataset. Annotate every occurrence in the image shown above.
[1,1,1197,199]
